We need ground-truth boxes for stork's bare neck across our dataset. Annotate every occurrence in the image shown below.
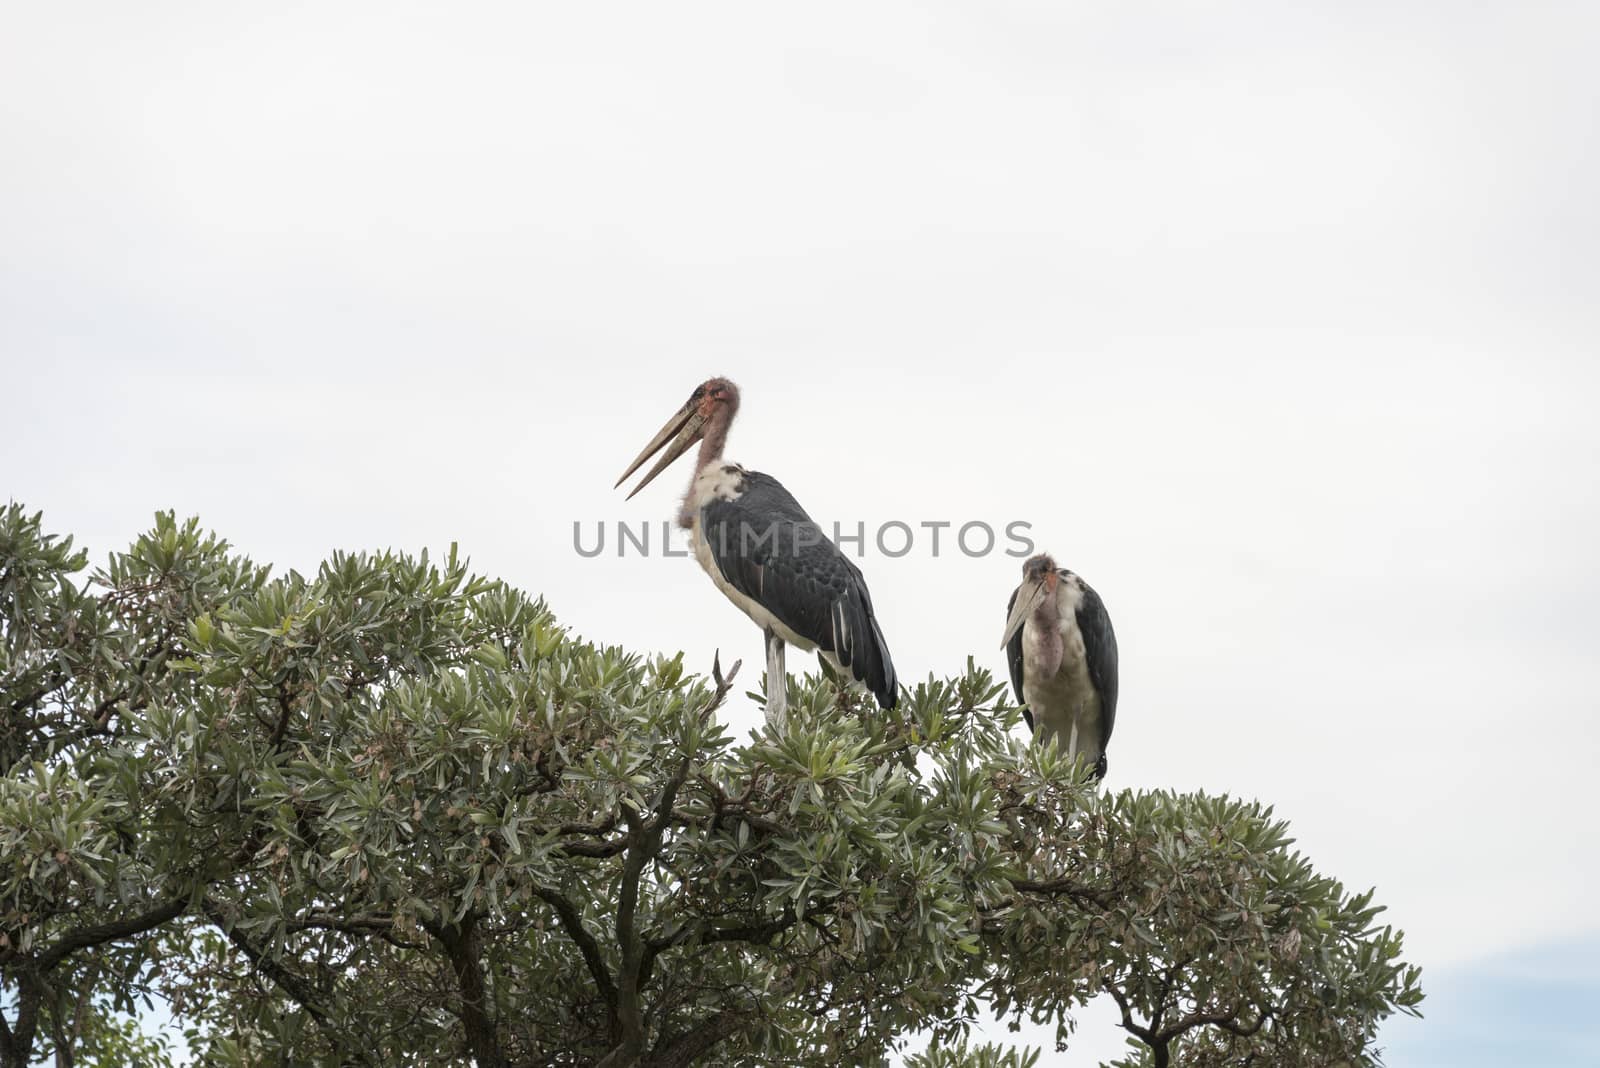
[1028,586,1065,677]
[677,402,737,528]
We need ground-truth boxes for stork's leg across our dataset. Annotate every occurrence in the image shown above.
[1067,722,1080,770]
[764,628,788,727]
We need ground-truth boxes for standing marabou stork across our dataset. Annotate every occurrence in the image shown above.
[1001,553,1119,779]
[614,377,897,723]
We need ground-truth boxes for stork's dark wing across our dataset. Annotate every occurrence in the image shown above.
[1075,579,1119,757]
[1004,586,1033,732]
[701,471,897,709]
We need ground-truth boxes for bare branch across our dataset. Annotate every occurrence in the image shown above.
[1101,979,1155,1044]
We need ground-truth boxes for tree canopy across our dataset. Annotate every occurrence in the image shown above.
[1,505,1421,1066]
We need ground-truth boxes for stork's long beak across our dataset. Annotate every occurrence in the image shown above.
[1000,580,1048,649]
[614,399,707,499]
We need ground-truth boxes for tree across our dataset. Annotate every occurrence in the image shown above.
[1,505,1422,1067]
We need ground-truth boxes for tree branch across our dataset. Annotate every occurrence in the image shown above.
[642,1006,746,1068]
[639,910,796,990]
[597,653,739,1068]
[0,973,41,1068]
[554,837,631,860]
[203,903,375,1066]
[1007,876,1114,909]
[530,888,618,1015]
[1101,979,1154,1044]
[601,806,654,1066]
[1156,1002,1268,1043]
[281,913,424,951]
[6,672,66,716]
[33,896,187,973]
[426,915,507,1068]
[268,683,295,749]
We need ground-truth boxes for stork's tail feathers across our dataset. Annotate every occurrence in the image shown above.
[861,613,897,710]
[826,590,898,710]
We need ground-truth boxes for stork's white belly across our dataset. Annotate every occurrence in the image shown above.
[1022,612,1103,763]
[686,462,815,651]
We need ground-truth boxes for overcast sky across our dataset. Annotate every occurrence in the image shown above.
[4,2,1598,1063]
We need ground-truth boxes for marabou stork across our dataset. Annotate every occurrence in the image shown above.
[614,377,898,723]
[1001,553,1119,779]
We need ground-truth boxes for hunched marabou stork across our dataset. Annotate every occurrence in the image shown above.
[1001,553,1119,779]
[615,377,898,723]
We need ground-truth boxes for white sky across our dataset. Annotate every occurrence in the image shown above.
[4,3,1597,1063]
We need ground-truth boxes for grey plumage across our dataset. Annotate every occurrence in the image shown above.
[702,471,897,709]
